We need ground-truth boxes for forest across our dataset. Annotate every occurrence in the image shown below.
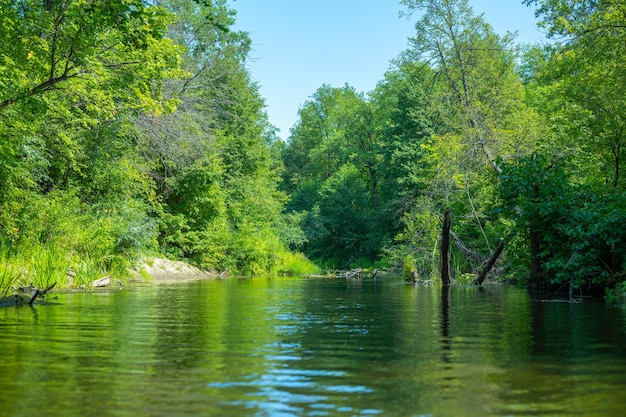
[0,0,625,300]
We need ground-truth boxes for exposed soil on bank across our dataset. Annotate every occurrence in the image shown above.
[132,258,217,284]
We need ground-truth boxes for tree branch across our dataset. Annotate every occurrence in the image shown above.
[0,70,80,110]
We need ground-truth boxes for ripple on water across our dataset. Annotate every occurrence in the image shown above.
[206,364,381,416]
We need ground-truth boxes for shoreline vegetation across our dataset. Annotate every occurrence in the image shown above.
[0,254,321,296]
[0,256,365,307]
[1,0,626,303]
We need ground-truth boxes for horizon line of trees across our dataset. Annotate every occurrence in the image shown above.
[1,0,625,298]
[280,0,626,296]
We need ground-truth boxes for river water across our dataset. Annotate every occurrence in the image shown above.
[1,277,626,417]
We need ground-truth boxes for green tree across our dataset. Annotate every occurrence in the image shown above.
[0,0,185,283]
[394,0,539,279]
[495,0,626,290]
[401,0,530,178]
[370,62,433,231]
[524,0,626,188]
[129,0,292,274]
[283,85,383,266]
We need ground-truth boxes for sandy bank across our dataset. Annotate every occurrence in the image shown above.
[133,258,217,284]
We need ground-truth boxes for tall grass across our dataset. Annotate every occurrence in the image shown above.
[0,263,22,297]
[0,188,159,289]
[0,243,24,296]
[30,245,71,288]
[274,251,319,276]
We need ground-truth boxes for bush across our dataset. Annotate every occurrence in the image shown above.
[274,252,319,276]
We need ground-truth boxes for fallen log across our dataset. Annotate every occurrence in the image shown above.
[0,282,57,307]
[345,268,363,279]
[474,240,505,286]
[28,289,40,306]
[450,231,487,263]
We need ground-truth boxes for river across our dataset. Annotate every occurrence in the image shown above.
[1,276,625,416]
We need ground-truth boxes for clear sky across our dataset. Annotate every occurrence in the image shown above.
[227,1,546,140]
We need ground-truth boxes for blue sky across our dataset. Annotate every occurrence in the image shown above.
[227,1,546,140]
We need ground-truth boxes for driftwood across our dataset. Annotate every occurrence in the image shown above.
[306,268,383,279]
[0,282,56,307]
[474,240,505,286]
[345,268,363,279]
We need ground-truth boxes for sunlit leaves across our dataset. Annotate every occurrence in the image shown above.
[523,0,626,188]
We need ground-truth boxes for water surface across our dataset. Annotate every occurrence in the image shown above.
[1,277,625,416]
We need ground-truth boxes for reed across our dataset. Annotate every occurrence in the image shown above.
[0,243,23,296]
[31,245,71,288]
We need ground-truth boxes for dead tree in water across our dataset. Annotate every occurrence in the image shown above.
[474,239,505,286]
[0,282,56,307]
[440,208,451,285]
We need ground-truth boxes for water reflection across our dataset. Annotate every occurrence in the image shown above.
[2,279,626,416]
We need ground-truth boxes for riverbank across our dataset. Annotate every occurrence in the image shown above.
[132,258,217,284]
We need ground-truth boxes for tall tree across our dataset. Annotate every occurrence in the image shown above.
[494,0,626,290]
[282,85,382,265]
[401,0,530,178]
[0,0,186,280]
[396,0,538,278]
[524,0,626,188]
[130,0,289,273]
[0,0,183,196]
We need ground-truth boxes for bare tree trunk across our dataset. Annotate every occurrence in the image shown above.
[440,208,451,285]
[474,239,505,286]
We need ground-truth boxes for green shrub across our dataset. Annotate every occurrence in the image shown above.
[403,255,417,281]
[605,281,626,305]
[274,252,319,276]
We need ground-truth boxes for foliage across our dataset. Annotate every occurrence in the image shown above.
[0,0,297,282]
[506,0,626,292]
[2,0,626,292]
[500,154,626,290]
[403,255,417,282]
[274,0,626,293]
[282,85,382,266]
[273,252,319,276]
[605,281,626,305]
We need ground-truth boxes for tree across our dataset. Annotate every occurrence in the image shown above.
[0,0,184,199]
[127,0,291,273]
[401,0,530,178]
[370,62,434,230]
[494,0,626,290]
[0,0,182,111]
[0,0,297,280]
[0,0,185,280]
[395,0,538,279]
[524,0,626,188]
[282,85,383,266]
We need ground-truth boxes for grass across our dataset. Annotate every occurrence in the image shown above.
[274,251,320,276]
[31,246,71,288]
[0,262,22,297]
